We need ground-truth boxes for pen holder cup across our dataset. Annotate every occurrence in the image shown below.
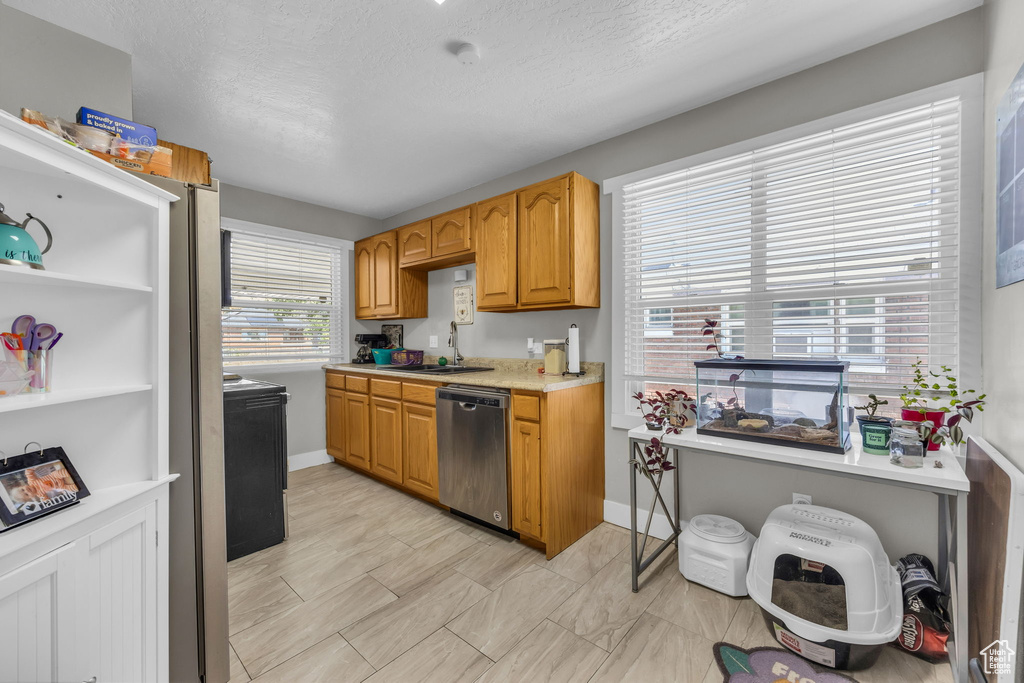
[9,349,54,393]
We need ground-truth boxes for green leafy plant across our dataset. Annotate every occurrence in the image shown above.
[900,359,986,415]
[855,394,889,421]
[899,359,986,447]
[633,389,694,434]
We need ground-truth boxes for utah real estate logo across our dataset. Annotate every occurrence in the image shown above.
[980,639,1016,677]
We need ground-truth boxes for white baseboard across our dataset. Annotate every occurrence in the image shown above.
[603,499,679,541]
[288,449,332,472]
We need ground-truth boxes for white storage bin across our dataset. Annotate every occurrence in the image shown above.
[679,514,755,597]
[746,504,902,670]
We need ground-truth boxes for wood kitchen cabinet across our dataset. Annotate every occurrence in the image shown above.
[402,402,438,500]
[370,396,404,485]
[516,172,600,309]
[475,192,518,310]
[324,370,604,559]
[398,220,431,266]
[431,206,473,258]
[510,417,543,540]
[343,392,372,471]
[354,231,428,320]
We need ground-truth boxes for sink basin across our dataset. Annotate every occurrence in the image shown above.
[376,364,493,375]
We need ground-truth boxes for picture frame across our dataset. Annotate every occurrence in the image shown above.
[0,446,90,532]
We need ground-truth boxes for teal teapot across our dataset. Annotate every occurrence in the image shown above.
[0,202,52,270]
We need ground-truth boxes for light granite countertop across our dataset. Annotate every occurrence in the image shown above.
[323,356,603,393]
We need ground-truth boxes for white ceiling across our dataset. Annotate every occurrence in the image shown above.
[9,0,979,219]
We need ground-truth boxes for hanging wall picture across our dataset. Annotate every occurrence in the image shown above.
[997,60,1024,288]
[454,285,474,324]
[0,446,90,531]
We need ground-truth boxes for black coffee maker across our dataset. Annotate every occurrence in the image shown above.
[353,334,388,364]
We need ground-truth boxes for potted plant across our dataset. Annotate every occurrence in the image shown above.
[900,360,986,451]
[854,394,891,455]
[633,389,696,432]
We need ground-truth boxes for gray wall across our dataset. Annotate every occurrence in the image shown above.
[982,0,1024,472]
[220,183,383,460]
[0,3,133,119]
[370,9,986,558]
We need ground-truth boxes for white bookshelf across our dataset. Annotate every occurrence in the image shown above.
[0,109,177,682]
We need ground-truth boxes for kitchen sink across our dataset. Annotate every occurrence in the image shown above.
[377,364,493,375]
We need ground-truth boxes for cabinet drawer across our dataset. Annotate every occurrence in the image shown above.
[512,393,541,422]
[371,378,403,399]
[346,375,370,393]
[326,373,346,389]
[402,382,438,406]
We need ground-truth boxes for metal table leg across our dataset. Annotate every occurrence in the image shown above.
[628,437,682,593]
[954,490,969,683]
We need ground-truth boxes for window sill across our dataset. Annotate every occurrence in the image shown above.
[612,413,646,430]
[224,361,339,374]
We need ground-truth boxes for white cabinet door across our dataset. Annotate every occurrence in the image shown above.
[0,544,77,683]
[82,502,159,683]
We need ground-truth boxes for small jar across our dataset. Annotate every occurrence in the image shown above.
[889,425,926,468]
[543,339,567,375]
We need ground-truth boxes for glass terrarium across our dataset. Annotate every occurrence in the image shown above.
[694,358,851,454]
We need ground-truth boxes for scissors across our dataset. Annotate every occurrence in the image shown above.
[11,315,57,351]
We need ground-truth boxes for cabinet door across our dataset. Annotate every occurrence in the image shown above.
[354,238,375,318]
[475,193,518,310]
[370,397,404,485]
[84,503,159,683]
[326,388,346,461]
[372,232,399,317]
[344,392,372,472]
[510,418,543,540]
[518,176,572,306]
[0,545,77,683]
[402,402,438,500]
[398,220,432,266]
[431,207,473,258]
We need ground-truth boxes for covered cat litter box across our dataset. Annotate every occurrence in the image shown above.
[746,504,902,671]
[679,514,755,597]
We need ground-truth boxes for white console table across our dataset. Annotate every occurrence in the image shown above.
[626,425,970,683]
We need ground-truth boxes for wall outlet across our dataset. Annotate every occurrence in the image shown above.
[429,335,438,348]
[533,342,543,355]
[792,493,813,506]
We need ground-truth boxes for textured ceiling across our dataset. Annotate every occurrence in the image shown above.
[8,0,980,219]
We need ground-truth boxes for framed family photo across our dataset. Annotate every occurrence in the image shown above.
[0,447,90,531]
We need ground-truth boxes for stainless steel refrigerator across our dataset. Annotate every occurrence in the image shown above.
[140,175,230,683]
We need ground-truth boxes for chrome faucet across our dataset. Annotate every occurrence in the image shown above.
[448,321,465,366]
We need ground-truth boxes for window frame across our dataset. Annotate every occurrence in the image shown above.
[220,217,353,372]
[605,75,983,429]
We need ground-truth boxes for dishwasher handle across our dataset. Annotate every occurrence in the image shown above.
[458,402,478,411]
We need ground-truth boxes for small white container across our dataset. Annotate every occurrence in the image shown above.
[679,514,755,597]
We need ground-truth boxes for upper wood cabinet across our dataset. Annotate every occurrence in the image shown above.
[356,170,598,319]
[516,172,600,310]
[431,207,473,258]
[398,220,431,266]
[475,192,518,310]
[354,231,428,320]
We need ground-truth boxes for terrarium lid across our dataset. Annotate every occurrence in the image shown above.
[688,514,749,543]
[693,357,850,372]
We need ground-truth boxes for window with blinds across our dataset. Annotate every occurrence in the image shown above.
[620,96,963,407]
[222,226,347,366]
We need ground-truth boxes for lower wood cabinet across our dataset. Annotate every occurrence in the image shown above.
[370,396,404,484]
[510,418,543,540]
[402,402,438,500]
[343,392,372,472]
[326,388,346,458]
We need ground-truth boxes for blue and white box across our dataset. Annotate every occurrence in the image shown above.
[77,107,158,146]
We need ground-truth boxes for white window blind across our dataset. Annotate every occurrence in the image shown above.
[620,96,963,402]
[222,225,347,366]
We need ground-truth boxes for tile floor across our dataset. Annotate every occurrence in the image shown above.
[227,462,954,683]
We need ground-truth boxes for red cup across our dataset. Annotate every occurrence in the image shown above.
[901,408,945,451]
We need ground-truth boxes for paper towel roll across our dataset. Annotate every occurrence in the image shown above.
[567,324,581,374]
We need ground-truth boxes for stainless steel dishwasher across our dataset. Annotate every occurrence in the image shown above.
[436,385,511,530]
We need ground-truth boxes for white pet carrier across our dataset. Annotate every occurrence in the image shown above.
[746,504,902,670]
